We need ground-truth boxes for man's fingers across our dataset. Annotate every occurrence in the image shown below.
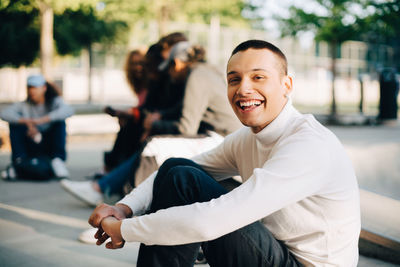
[96,232,110,246]
[94,228,103,239]
[105,240,125,249]
[92,213,103,228]
[88,204,110,227]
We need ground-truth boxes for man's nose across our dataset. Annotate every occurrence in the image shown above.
[236,78,252,96]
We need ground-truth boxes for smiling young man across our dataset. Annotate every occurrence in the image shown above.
[88,40,361,266]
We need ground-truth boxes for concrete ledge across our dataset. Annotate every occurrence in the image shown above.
[360,189,400,264]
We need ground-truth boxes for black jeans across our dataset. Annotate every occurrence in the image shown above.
[104,118,143,170]
[136,158,301,267]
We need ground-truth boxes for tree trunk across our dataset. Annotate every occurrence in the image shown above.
[359,75,364,114]
[158,5,168,36]
[208,15,220,66]
[330,42,337,117]
[39,1,53,80]
[87,45,93,103]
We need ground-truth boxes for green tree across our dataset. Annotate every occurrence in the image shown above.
[99,0,254,36]
[39,0,100,78]
[359,0,400,70]
[54,5,127,102]
[0,0,39,67]
[276,0,365,117]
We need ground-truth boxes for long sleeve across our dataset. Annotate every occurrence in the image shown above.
[117,171,157,216]
[0,97,73,124]
[47,97,74,121]
[119,132,333,245]
[0,102,25,123]
[191,130,241,180]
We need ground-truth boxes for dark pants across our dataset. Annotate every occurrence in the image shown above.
[104,118,144,170]
[98,152,140,196]
[9,121,67,162]
[137,158,302,267]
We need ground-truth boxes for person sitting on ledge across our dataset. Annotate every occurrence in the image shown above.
[87,40,360,267]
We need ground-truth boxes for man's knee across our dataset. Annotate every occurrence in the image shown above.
[9,124,27,134]
[156,163,199,187]
[49,121,66,133]
[158,158,195,174]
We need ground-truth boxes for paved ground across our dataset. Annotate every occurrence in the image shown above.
[0,114,399,266]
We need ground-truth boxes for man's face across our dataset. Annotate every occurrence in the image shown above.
[227,48,292,133]
[28,85,46,104]
[168,59,188,82]
[129,54,145,79]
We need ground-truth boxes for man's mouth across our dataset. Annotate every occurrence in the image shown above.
[237,100,263,111]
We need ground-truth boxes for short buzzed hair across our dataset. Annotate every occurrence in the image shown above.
[230,40,288,76]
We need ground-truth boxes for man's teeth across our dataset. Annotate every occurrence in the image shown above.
[239,100,261,107]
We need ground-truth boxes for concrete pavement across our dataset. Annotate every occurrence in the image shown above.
[0,114,399,266]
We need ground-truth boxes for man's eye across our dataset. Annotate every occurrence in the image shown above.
[228,78,240,84]
[254,75,264,80]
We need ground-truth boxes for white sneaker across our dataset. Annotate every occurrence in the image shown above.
[1,165,17,181]
[51,158,69,178]
[78,228,98,244]
[60,179,103,207]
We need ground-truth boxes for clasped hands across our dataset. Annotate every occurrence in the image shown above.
[88,203,131,249]
[19,116,50,139]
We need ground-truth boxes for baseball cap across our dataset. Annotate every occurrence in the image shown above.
[27,74,46,87]
[158,41,191,71]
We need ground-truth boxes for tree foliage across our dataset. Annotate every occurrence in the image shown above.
[1,0,255,68]
[54,5,127,56]
[277,0,365,44]
[0,0,40,67]
[275,0,369,116]
[98,0,253,28]
[359,0,400,44]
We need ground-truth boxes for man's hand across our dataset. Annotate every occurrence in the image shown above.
[143,112,161,131]
[32,116,50,125]
[26,123,39,139]
[97,217,125,249]
[88,203,130,228]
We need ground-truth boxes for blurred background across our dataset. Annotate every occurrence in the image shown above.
[1,1,400,266]
[0,0,399,117]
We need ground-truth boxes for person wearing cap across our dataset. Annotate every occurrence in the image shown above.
[1,74,74,180]
[60,41,241,209]
[141,41,241,139]
[87,40,360,266]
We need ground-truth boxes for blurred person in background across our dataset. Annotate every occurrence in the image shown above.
[61,34,189,204]
[61,41,241,209]
[100,32,188,174]
[1,74,74,180]
[102,49,147,172]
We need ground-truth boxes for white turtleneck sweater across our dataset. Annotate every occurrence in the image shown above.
[118,100,361,266]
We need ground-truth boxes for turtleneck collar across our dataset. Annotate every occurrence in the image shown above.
[254,98,299,145]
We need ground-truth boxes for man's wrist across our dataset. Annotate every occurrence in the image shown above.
[116,203,133,218]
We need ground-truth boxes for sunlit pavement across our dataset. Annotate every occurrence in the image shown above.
[0,114,399,266]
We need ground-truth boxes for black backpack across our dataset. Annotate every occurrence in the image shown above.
[13,156,54,180]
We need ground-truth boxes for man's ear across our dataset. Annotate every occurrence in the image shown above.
[174,58,185,71]
[282,75,293,96]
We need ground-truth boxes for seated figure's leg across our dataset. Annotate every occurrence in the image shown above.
[104,120,143,170]
[137,158,227,267]
[97,152,140,196]
[9,124,31,162]
[43,121,67,160]
[203,221,302,267]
